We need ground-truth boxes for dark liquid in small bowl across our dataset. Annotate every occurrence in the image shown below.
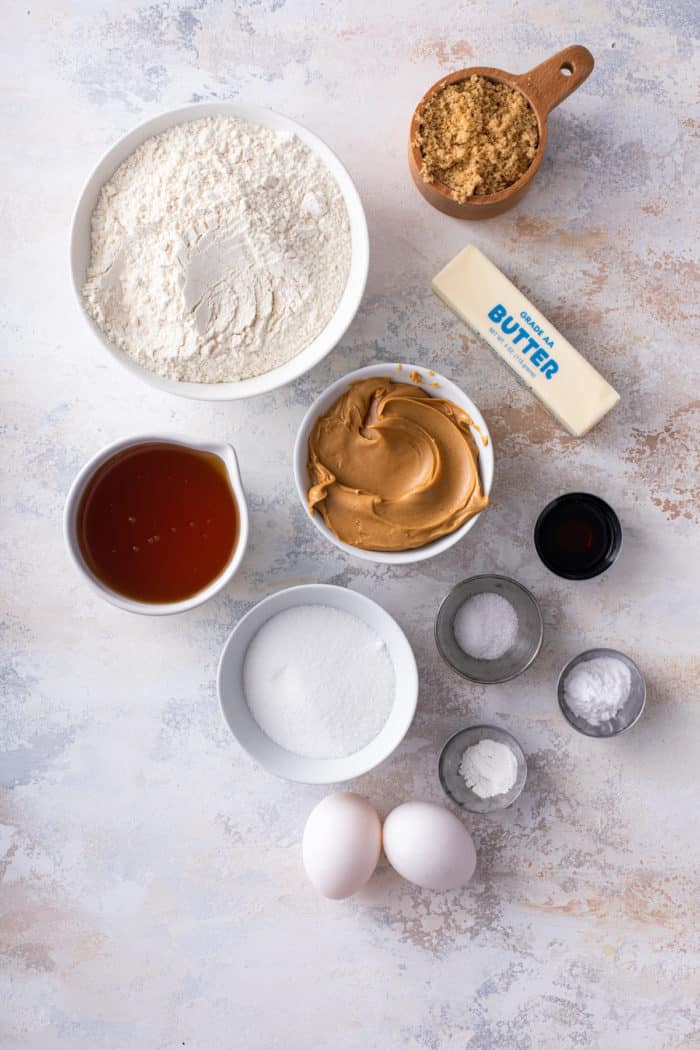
[534,493,621,580]
[77,442,238,603]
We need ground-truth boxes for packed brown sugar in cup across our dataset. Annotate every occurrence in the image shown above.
[415,76,539,200]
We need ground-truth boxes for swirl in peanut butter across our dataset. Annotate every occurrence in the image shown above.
[307,377,488,551]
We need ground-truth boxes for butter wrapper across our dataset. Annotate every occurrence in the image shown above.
[432,245,619,437]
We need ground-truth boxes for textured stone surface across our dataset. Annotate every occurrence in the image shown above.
[2,2,699,1048]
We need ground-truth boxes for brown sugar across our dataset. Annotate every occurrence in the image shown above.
[414,76,539,200]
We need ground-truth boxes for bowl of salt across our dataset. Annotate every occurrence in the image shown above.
[435,574,543,684]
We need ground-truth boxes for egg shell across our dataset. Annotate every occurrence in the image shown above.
[302,792,382,900]
[382,801,477,891]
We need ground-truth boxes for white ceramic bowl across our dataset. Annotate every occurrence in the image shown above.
[63,434,249,615]
[293,363,494,564]
[70,103,369,401]
[217,584,418,783]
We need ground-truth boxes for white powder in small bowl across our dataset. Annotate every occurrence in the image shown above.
[453,592,519,660]
[563,655,631,725]
[459,739,518,799]
[243,604,395,759]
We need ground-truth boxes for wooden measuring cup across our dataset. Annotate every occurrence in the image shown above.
[408,45,594,219]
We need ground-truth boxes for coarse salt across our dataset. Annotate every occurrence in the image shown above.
[563,655,631,725]
[243,604,395,759]
[453,591,519,661]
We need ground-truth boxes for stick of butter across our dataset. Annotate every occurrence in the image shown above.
[432,245,620,437]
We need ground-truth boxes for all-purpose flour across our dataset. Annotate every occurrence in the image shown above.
[82,117,352,383]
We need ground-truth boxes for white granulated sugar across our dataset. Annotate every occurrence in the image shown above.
[243,605,395,759]
[453,592,519,661]
[563,656,632,725]
[82,117,352,383]
[459,739,518,799]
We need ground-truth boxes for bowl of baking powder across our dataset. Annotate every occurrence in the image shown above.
[70,103,369,400]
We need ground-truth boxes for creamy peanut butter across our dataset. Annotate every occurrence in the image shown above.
[307,377,488,551]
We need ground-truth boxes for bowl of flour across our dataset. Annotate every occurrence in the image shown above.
[217,583,418,783]
[70,103,368,400]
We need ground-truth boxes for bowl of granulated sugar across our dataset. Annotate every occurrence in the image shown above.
[217,583,418,783]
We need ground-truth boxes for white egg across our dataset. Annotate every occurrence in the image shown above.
[383,801,477,891]
[302,793,382,900]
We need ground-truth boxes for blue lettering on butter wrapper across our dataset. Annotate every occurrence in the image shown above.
[488,304,559,379]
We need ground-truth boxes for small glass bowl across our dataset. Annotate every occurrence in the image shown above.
[435,574,543,684]
[558,648,646,738]
[534,492,622,580]
[439,724,528,813]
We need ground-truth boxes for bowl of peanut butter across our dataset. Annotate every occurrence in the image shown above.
[293,363,493,563]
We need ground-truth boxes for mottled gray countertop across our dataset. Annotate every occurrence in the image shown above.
[2,2,699,1048]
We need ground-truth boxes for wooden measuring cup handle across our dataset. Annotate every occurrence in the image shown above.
[514,45,594,117]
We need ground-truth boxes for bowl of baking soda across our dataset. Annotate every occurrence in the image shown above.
[558,648,646,737]
[435,574,543,684]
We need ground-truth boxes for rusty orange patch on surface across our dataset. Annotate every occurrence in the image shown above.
[512,215,608,252]
[622,400,700,522]
[414,38,475,65]
[488,401,580,451]
[523,869,696,946]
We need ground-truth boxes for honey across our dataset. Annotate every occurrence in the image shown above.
[77,442,238,603]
